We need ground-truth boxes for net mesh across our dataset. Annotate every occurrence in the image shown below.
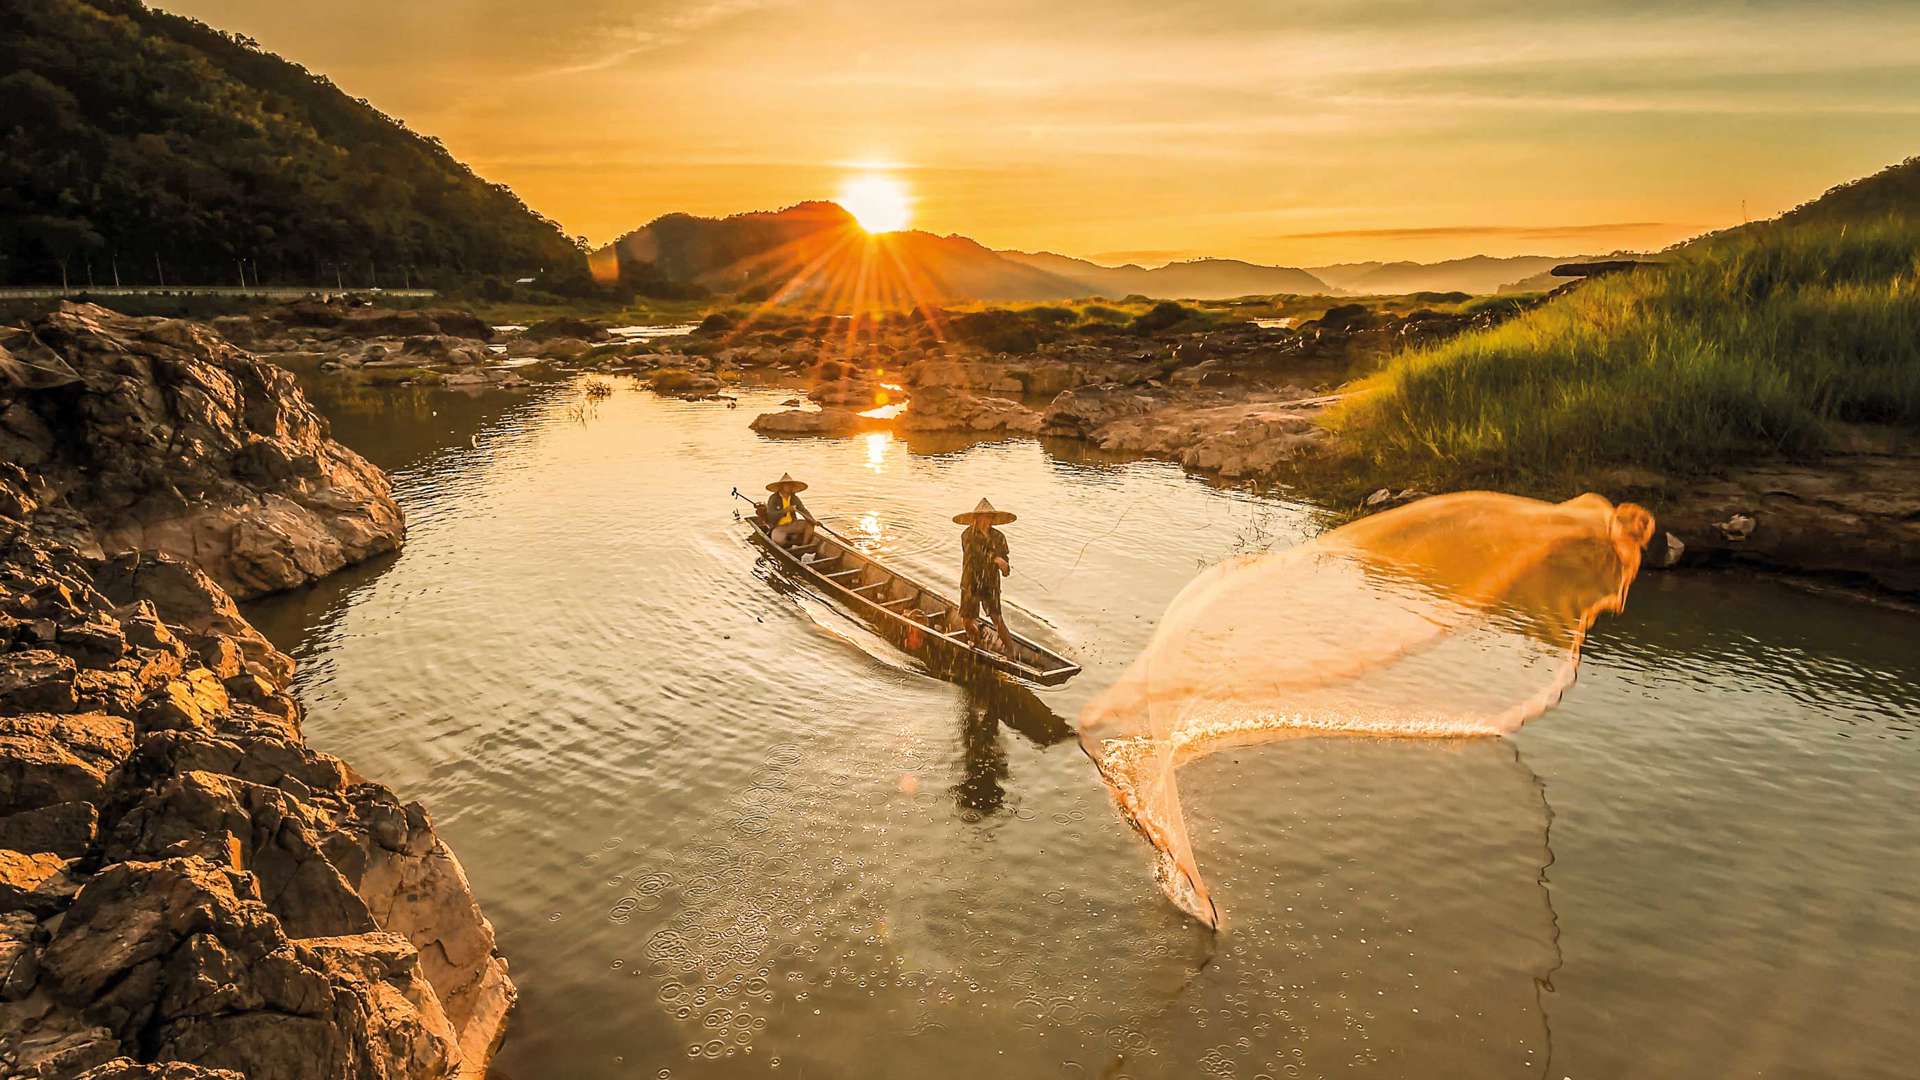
[1077,491,1656,927]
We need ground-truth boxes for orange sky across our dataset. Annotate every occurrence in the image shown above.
[164,0,1920,266]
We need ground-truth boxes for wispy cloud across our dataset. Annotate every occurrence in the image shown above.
[1273,223,1690,242]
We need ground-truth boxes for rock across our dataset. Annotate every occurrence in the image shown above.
[1656,446,1920,593]
[1715,513,1756,541]
[0,651,78,713]
[75,1059,246,1079]
[1650,531,1687,569]
[39,858,459,1080]
[1,910,42,1000]
[1039,384,1160,438]
[748,409,874,436]
[0,850,78,916]
[896,387,1040,435]
[808,378,880,408]
[646,370,722,398]
[0,712,135,815]
[0,502,513,1075]
[535,337,593,362]
[0,801,100,857]
[0,304,405,599]
[521,316,610,343]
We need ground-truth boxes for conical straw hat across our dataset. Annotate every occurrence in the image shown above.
[766,473,808,492]
[953,497,1016,525]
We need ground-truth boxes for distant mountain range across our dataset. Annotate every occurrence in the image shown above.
[596,203,1626,303]
[996,250,1329,299]
[1305,256,1598,296]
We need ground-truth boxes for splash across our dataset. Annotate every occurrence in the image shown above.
[1078,491,1655,928]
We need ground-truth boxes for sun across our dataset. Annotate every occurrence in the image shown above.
[837,173,912,234]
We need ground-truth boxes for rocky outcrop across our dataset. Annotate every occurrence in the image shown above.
[0,304,404,600]
[894,387,1041,435]
[748,408,877,436]
[1087,395,1338,479]
[0,445,509,1076]
[1656,436,1920,594]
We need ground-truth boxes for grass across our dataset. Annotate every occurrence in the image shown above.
[1321,216,1920,496]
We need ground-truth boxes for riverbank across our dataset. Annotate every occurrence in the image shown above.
[0,305,510,1078]
[107,289,1920,600]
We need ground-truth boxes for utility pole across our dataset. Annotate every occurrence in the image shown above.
[238,258,246,288]
[370,260,377,289]
[335,264,344,290]
[60,261,69,293]
[112,253,120,288]
[155,253,165,288]
[87,261,96,289]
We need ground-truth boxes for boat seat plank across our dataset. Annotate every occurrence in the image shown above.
[824,568,861,579]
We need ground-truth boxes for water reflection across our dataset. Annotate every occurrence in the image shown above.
[244,372,1920,1080]
[953,677,1075,817]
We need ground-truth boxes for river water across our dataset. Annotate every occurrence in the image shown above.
[245,373,1920,1079]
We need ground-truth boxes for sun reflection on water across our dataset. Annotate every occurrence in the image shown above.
[863,431,893,471]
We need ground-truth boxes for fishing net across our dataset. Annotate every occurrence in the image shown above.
[1078,491,1656,928]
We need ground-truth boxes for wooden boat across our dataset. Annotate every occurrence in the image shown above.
[745,515,1082,687]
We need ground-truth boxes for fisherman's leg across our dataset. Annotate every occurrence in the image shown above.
[959,590,983,644]
[771,522,801,546]
[985,594,1013,652]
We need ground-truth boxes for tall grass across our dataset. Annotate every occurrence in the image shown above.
[1324,217,1920,490]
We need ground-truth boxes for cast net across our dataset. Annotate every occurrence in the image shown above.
[1077,492,1656,927]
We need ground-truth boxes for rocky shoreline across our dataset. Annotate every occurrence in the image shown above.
[1,305,510,1079]
[180,295,1920,598]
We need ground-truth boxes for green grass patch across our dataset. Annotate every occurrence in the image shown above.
[1322,216,1920,494]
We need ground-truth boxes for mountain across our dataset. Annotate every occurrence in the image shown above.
[0,0,583,288]
[597,202,1096,305]
[598,205,1337,305]
[996,251,1330,299]
[1307,255,1589,296]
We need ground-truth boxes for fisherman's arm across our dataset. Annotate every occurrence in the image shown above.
[995,532,1011,577]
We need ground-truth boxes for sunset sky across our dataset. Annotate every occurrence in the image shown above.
[164,0,1920,266]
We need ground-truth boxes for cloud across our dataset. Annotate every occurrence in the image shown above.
[1271,222,1690,242]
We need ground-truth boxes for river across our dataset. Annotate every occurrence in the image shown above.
[244,372,1920,1079]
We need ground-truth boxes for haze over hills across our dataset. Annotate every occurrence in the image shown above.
[599,202,1633,304]
[996,251,1329,300]
[0,0,582,289]
[1307,255,1602,296]
[596,203,1343,304]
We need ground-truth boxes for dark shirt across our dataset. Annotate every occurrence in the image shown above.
[766,491,807,526]
[961,526,1010,600]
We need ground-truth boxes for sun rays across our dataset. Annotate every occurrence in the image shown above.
[836,173,912,234]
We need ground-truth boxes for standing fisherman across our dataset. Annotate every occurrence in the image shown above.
[954,498,1016,651]
[757,473,815,547]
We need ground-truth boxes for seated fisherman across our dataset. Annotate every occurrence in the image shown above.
[758,473,815,547]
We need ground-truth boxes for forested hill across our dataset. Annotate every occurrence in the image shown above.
[0,0,585,288]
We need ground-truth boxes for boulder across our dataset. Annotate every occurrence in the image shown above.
[0,304,404,599]
[1039,384,1161,438]
[749,409,873,436]
[896,387,1040,435]
[0,800,100,857]
[0,504,513,1076]
[646,370,722,398]
[521,316,610,343]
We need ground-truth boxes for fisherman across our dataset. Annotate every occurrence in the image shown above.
[758,473,815,547]
[954,497,1015,651]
